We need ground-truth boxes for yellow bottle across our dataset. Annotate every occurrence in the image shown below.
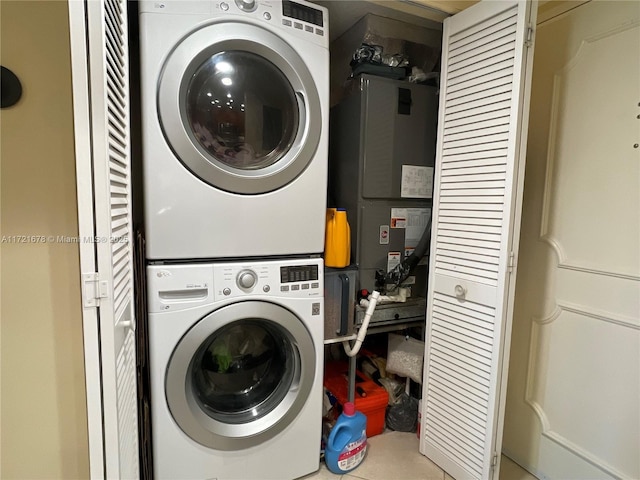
[325,208,351,268]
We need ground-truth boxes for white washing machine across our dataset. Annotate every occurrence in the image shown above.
[147,258,324,479]
[139,0,329,260]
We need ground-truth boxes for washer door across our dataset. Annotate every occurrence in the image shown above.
[158,21,321,194]
[166,301,316,450]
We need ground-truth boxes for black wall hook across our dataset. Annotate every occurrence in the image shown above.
[1,66,23,108]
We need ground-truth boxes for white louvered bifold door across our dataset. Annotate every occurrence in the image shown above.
[86,0,139,478]
[420,2,536,479]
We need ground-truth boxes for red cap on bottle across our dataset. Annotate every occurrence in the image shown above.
[343,402,355,416]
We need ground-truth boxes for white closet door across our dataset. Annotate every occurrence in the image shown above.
[84,0,139,478]
[420,2,536,479]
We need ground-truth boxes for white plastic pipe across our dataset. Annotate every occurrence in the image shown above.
[359,287,408,307]
[342,290,380,357]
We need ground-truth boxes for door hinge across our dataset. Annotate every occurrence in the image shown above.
[525,25,534,47]
[82,272,109,308]
[507,251,515,273]
[491,452,499,468]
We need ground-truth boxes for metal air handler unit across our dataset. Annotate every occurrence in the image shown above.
[329,74,438,328]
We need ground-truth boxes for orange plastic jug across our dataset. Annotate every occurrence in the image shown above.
[325,208,351,268]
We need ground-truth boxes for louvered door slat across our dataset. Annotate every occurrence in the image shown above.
[439,183,505,194]
[438,228,501,244]
[450,8,517,48]
[444,116,511,137]
[105,38,125,78]
[427,413,485,458]
[428,396,487,450]
[448,66,514,95]
[450,29,516,63]
[436,257,499,280]
[441,171,507,182]
[107,100,127,131]
[448,51,515,84]
[449,60,515,92]
[440,194,505,203]
[109,130,127,155]
[438,221,502,234]
[448,41,516,77]
[431,344,492,385]
[110,162,127,180]
[85,0,139,477]
[439,215,502,226]
[433,306,495,341]
[446,93,512,117]
[446,106,511,128]
[431,335,492,372]
[443,141,509,157]
[441,155,508,169]
[107,100,126,128]
[447,82,514,107]
[426,419,484,476]
[111,223,128,241]
[428,386,487,435]
[421,2,535,479]
[116,330,139,480]
[441,181,506,191]
[437,249,500,268]
[432,353,491,391]
[444,124,509,143]
[430,372,488,416]
[428,405,487,456]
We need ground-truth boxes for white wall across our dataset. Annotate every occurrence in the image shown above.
[0,1,90,477]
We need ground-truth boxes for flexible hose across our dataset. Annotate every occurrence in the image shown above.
[382,218,432,291]
[342,290,380,357]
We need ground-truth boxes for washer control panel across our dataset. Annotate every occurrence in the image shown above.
[147,259,323,312]
[213,259,322,300]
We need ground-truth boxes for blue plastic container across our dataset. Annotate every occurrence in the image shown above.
[324,402,367,474]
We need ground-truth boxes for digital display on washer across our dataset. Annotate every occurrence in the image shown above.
[280,265,319,283]
[282,1,323,27]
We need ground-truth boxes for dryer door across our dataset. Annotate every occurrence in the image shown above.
[165,300,316,450]
[158,21,322,195]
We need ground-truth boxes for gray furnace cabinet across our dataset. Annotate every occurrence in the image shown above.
[329,74,439,301]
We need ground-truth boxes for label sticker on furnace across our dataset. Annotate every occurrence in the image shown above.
[379,225,389,245]
[401,165,434,198]
[387,252,401,272]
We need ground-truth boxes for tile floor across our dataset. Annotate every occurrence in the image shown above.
[301,431,538,480]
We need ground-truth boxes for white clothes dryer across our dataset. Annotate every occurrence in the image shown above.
[139,0,329,261]
[147,258,324,479]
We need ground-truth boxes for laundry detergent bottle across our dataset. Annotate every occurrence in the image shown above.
[324,208,351,268]
[325,402,367,474]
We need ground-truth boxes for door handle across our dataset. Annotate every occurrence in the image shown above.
[454,284,467,299]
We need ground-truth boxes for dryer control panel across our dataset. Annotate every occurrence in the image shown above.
[139,0,328,48]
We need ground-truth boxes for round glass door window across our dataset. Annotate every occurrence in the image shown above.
[158,23,322,194]
[186,51,299,171]
[190,319,295,424]
[165,300,316,449]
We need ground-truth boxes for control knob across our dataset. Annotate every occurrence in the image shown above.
[237,270,257,290]
[234,0,257,12]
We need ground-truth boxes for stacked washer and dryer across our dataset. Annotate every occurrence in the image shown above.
[139,1,329,478]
